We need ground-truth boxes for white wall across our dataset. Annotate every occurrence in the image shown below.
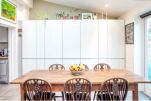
[119,2,151,76]
[10,0,30,21]
[15,0,33,8]
[29,0,115,20]
[0,0,30,81]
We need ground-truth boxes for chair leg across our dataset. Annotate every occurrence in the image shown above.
[52,95,56,101]
[93,91,97,101]
[54,96,56,101]
[61,91,64,101]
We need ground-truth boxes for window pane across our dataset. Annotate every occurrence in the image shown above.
[147,18,151,81]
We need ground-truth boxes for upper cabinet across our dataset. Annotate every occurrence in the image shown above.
[108,20,125,58]
[45,20,62,58]
[37,21,45,58]
[22,21,37,58]
[81,20,99,58]
[99,20,108,58]
[22,21,45,59]
[22,20,125,73]
[63,20,80,58]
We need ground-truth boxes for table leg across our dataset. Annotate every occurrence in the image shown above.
[20,84,25,101]
[132,83,138,101]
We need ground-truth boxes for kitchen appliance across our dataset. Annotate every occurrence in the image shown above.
[0,48,8,57]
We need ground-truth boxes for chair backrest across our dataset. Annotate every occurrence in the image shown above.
[83,64,89,71]
[99,78,128,101]
[23,79,53,100]
[49,64,65,70]
[64,78,91,101]
[94,63,111,71]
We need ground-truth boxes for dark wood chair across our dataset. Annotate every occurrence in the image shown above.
[97,78,128,101]
[23,79,55,101]
[49,64,65,100]
[49,64,65,70]
[93,63,111,101]
[94,63,111,71]
[83,64,89,71]
[64,78,92,101]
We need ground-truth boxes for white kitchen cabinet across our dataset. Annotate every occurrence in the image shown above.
[36,59,45,70]
[45,20,62,58]
[99,59,125,69]
[63,20,80,58]
[37,21,45,58]
[108,59,125,69]
[108,20,125,58]
[22,59,36,74]
[99,20,108,58]
[81,59,98,69]
[81,20,99,58]
[63,59,80,70]
[22,21,37,58]
[22,20,125,73]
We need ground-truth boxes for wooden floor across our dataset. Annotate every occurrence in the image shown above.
[0,84,151,101]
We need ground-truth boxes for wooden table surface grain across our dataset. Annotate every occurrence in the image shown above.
[11,69,147,84]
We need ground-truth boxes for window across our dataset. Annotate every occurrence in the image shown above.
[146,17,151,81]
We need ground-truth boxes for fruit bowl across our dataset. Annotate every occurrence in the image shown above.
[69,64,84,76]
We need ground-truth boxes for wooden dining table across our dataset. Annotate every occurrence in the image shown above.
[11,69,151,100]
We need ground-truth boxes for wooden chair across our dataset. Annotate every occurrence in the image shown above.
[23,79,55,101]
[97,78,128,101]
[93,63,111,101]
[94,63,111,71]
[83,64,89,71]
[49,64,65,70]
[49,64,65,100]
[64,78,92,101]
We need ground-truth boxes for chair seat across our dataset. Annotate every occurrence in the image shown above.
[97,92,120,100]
[65,92,90,100]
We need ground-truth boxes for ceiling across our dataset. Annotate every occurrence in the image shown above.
[44,0,150,18]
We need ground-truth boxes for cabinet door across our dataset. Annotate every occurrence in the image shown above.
[108,59,125,69]
[63,59,80,70]
[108,20,125,58]
[81,59,98,69]
[63,20,80,58]
[81,20,99,58]
[99,20,108,58]
[99,59,125,69]
[45,20,62,58]
[22,21,37,58]
[37,21,45,58]
[0,60,8,75]
[22,59,36,74]
[37,59,45,70]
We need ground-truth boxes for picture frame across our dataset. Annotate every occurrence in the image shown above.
[0,0,17,23]
[82,13,93,20]
[125,22,134,44]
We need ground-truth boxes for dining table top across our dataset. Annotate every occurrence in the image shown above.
[11,69,150,84]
